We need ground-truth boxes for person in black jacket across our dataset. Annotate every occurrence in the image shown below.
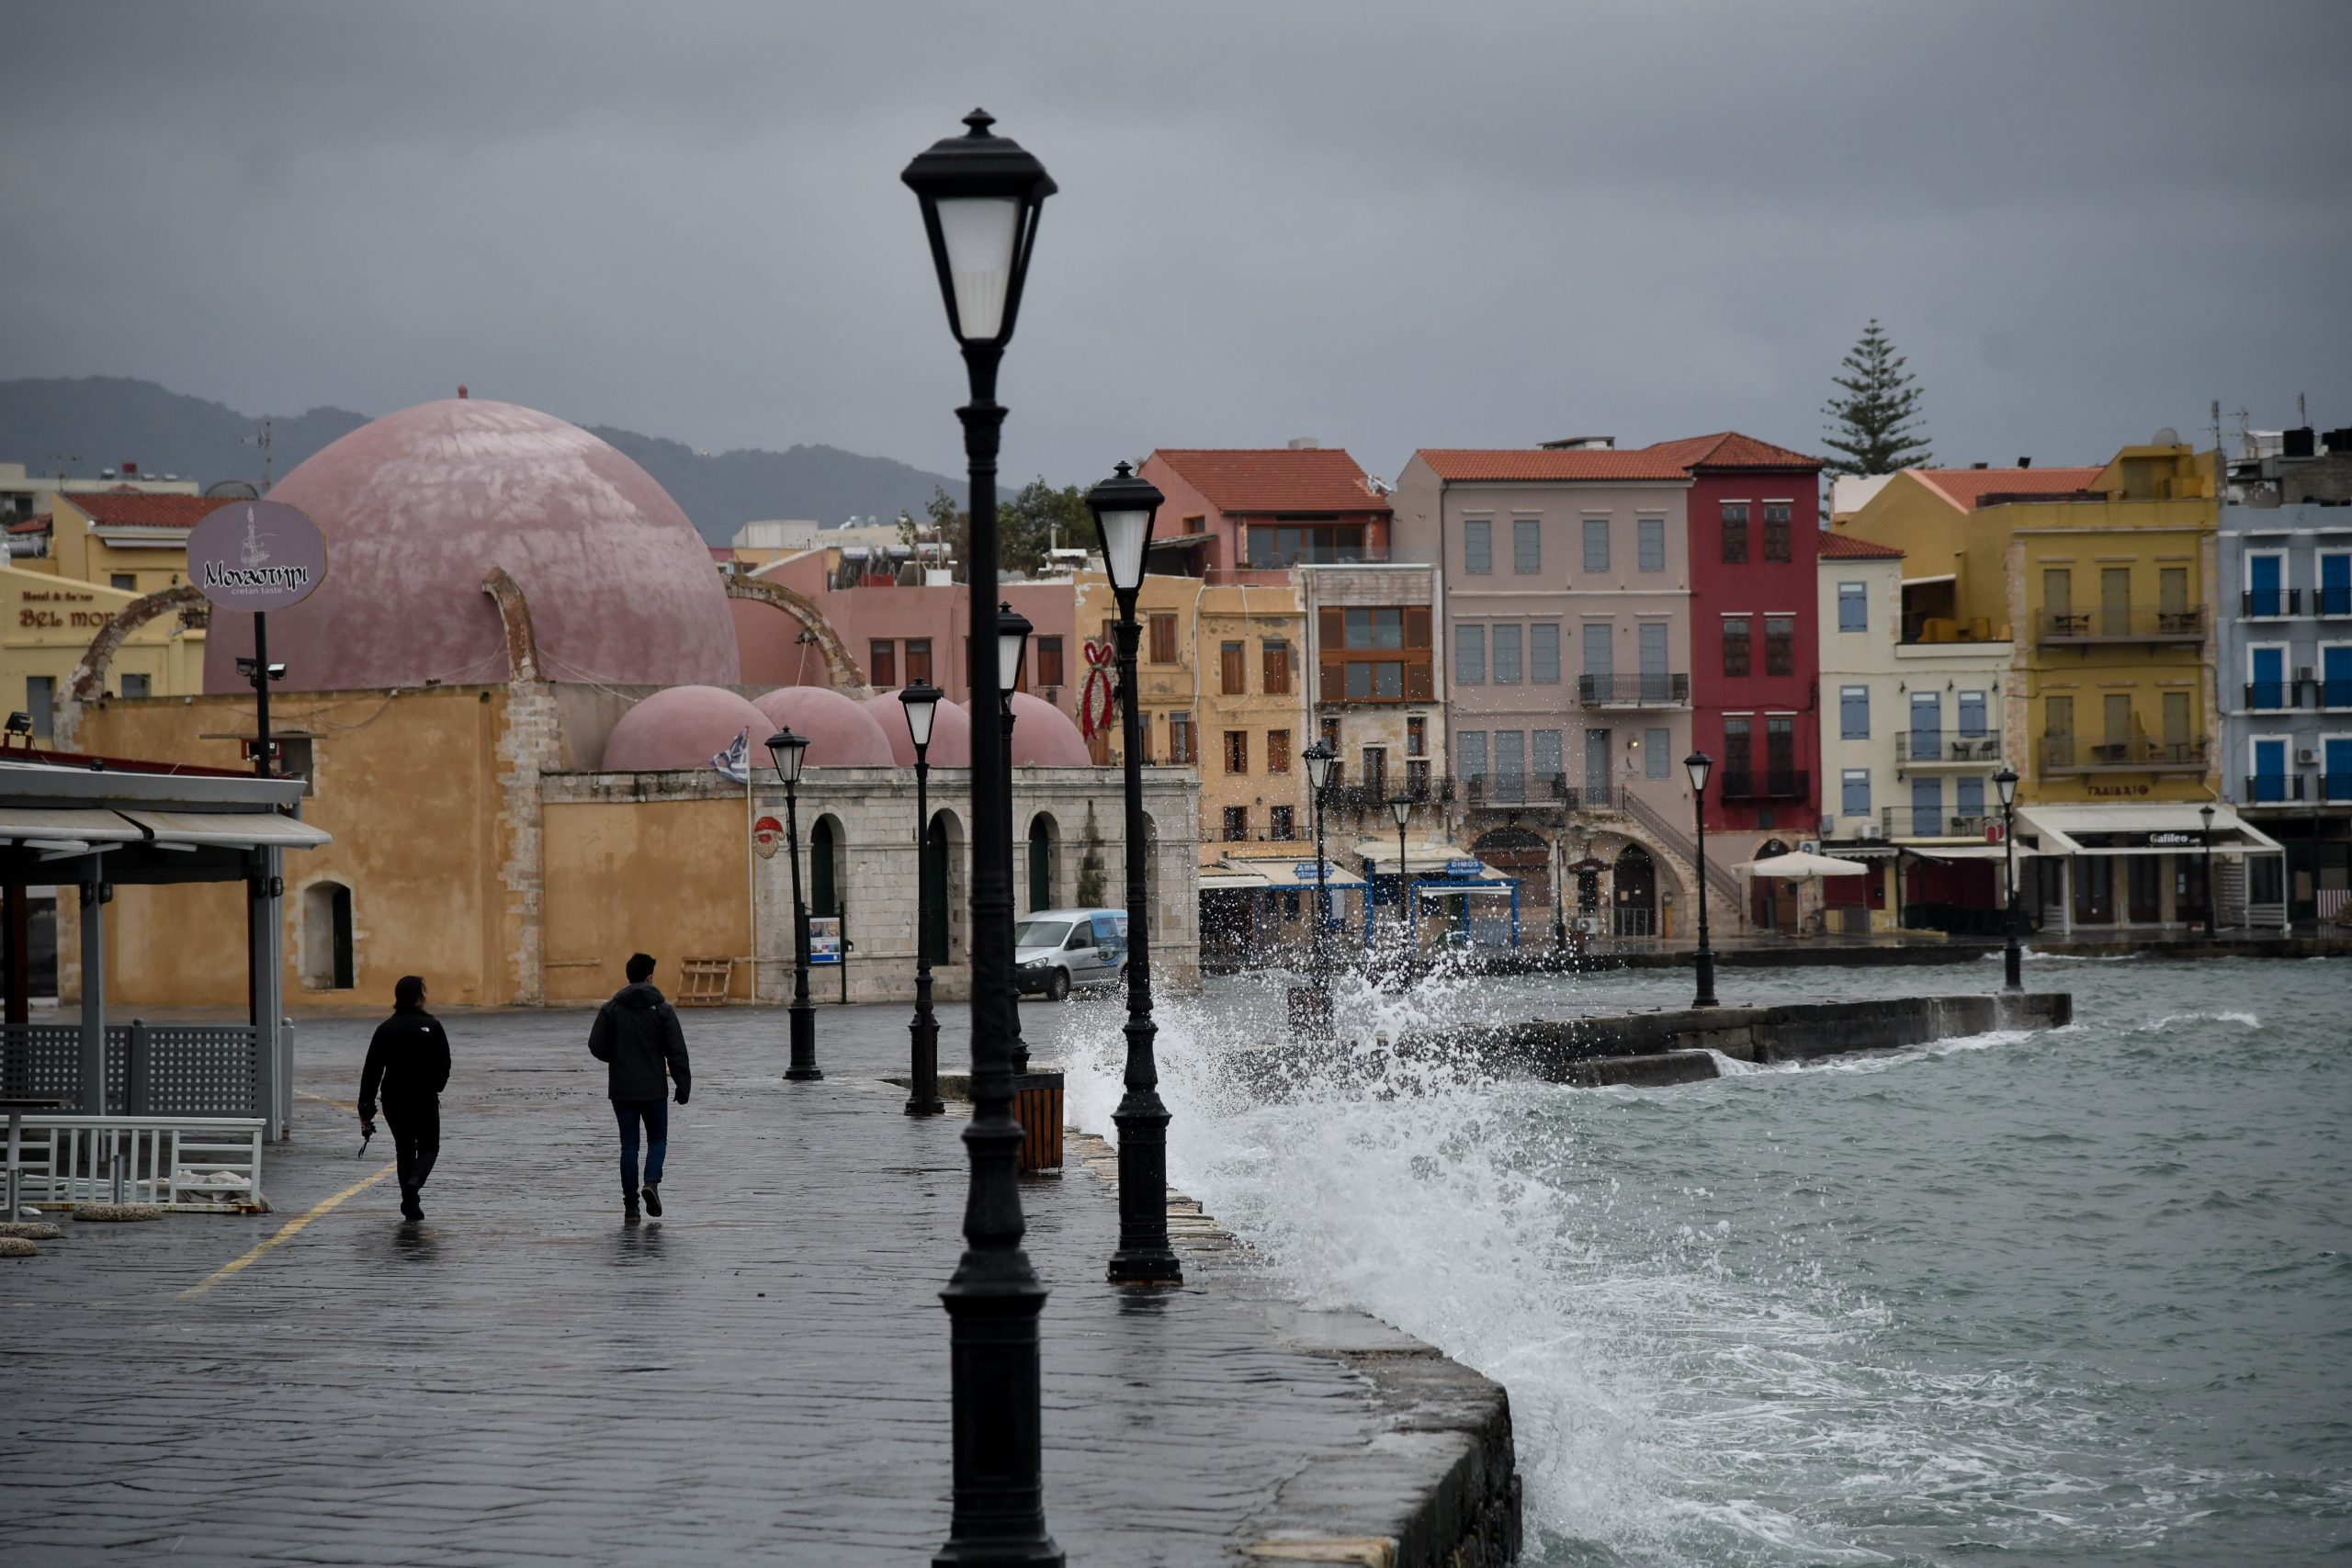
[587,953,691,1223]
[358,975,452,1224]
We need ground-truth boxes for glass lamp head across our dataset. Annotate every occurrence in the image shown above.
[765,728,808,784]
[1683,750,1713,795]
[899,109,1057,349]
[1388,793,1412,829]
[995,601,1033,694]
[898,681,943,754]
[1303,739,1336,794]
[1085,460,1163,597]
[1994,767,2019,808]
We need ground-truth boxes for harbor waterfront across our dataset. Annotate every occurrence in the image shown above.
[1066,955,2352,1567]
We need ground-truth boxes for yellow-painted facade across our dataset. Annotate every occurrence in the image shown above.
[1837,446,2220,807]
[2,565,206,737]
[49,493,197,597]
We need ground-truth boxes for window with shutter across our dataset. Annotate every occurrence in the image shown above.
[1220,641,1246,694]
[1149,614,1178,664]
[1262,639,1291,694]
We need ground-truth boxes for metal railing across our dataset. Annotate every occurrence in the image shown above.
[1880,807,1997,840]
[2245,681,2302,711]
[2319,585,2352,617]
[9,1116,267,1213]
[1894,733,2003,764]
[2245,773,2304,804]
[2324,774,2352,803]
[0,1021,264,1118]
[2040,736,2209,773]
[1719,768,1809,801]
[2322,678,2352,709]
[2242,588,2301,617]
[2037,606,2204,644]
[1577,672,1690,707]
[1617,786,1742,909]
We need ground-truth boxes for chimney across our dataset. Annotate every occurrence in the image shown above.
[1970,461,1989,469]
[1286,436,1317,450]
[458,384,469,400]
[2017,457,2031,468]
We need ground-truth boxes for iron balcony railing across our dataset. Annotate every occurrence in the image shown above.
[2245,681,2302,711]
[1893,732,2003,765]
[2245,773,2304,804]
[1461,774,1619,812]
[2320,585,2352,617]
[1577,672,1690,707]
[2040,736,2209,773]
[2323,678,2352,709]
[2241,588,2301,617]
[1879,807,1998,840]
[2036,606,2204,644]
[1719,768,1809,801]
[2324,774,2352,803]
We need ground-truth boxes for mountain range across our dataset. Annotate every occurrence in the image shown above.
[0,376,978,544]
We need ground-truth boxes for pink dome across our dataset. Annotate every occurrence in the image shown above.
[860,691,973,766]
[960,692,1092,766]
[751,686,894,767]
[205,398,739,694]
[603,685,770,772]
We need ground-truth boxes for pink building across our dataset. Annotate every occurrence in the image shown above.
[1136,446,1391,581]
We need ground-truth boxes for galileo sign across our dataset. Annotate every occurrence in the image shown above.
[187,500,328,612]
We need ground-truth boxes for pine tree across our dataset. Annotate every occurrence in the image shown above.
[1821,319,1932,476]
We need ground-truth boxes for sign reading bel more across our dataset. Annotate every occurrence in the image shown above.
[187,500,327,613]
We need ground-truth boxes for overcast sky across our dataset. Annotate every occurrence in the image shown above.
[6,1,2349,486]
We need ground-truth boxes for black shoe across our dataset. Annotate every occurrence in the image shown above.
[400,1187,423,1223]
[624,1201,640,1224]
[640,1183,662,1218]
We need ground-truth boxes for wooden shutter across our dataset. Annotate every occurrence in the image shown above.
[1318,606,1346,699]
[1221,641,1246,694]
[1405,656,1433,702]
[1403,605,1431,649]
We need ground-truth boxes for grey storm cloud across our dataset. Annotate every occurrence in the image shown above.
[4,0,2349,484]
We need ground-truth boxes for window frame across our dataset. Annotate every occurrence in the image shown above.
[1764,614,1795,677]
[1839,684,1870,740]
[1491,623,1522,685]
[1455,622,1486,683]
[1636,516,1665,573]
[1512,517,1540,575]
[1762,502,1792,563]
[869,639,898,687]
[1581,517,1611,574]
[1464,518,1492,575]
[904,638,933,687]
[1223,729,1250,774]
[1840,767,1871,818]
[1837,581,1867,633]
[1722,615,1752,678]
[1720,502,1750,564]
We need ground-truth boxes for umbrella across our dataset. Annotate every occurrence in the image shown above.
[1735,850,1872,880]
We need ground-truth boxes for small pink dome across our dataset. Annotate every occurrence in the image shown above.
[603,685,770,772]
[751,686,894,767]
[960,692,1092,766]
[861,691,973,766]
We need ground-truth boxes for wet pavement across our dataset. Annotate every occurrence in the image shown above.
[0,995,1390,1566]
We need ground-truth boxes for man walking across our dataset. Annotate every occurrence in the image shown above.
[588,953,691,1224]
[358,975,452,1224]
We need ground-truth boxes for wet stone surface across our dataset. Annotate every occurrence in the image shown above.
[0,998,1385,1566]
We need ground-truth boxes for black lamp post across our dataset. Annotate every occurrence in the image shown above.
[996,600,1033,1075]
[1087,461,1181,1287]
[1302,739,1337,1023]
[765,728,821,1080]
[1550,829,1568,955]
[2199,802,2217,938]
[1996,766,2022,992]
[1387,793,1412,970]
[1684,750,1719,1008]
[903,108,1060,1568]
[900,681,945,1116]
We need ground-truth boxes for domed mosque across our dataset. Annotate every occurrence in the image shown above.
[203,396,740,694]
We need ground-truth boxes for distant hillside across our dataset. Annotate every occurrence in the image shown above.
[0,376,978,544]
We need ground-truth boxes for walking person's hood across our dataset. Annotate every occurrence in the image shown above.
[589,982,691,1103]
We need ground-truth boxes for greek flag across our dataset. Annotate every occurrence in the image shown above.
[710,728,751,783]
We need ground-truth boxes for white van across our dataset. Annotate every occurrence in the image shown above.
[1012,908,1129,1000]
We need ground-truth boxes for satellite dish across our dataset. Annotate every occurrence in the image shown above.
[2153,427,2180,446]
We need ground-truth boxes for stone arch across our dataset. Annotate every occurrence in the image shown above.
[1611,841,1657,936]
[481,566,543,682]
[59,583,208,747]
[726,575,868,693]
[924,807,967,964]
[1025,811,1061,914]
[809,813,845,919]
[300,877,356,991]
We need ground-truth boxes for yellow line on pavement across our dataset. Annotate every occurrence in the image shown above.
[297,1090,359,1113]
[178,1164,397,1299]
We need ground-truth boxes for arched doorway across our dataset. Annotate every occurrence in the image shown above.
[1026,813,1060,913]
[302,880,355,990]
[1612,843,1657,936]
[923,809,964,964]
[809,816,842,919]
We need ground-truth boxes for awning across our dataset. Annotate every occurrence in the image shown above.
[117,810,332,850]
[1899,841,2041,862]
[1902,573,1957,587]
[1242,859,1369,891]
[1736,850,1872,879]
[1348,838,1483,874]
[0,807,147,846]
[1199,870,1272,891]
[2018,801,2281,856]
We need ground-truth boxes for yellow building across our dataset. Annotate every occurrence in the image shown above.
[45,490,209,596]
[1838,446,2249,930]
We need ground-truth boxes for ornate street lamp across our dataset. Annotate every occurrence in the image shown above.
[902,107,1059,1568]
[765,728,820,1080]
[900,681,945,1115]
[1995,766,2022,992]
[1684,750,1719,1009]
[2199,802,2217,938]
[1086,460,1180,1286]
[996,600,1034,1075]
[1387,793,1412,969]
[1302,739,1338,1026]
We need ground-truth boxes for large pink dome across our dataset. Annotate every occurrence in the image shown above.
[751,687,893,766]
[960,692,1092,766]
[204,398,739,694]
[861,690,973,766]
[603,685,769,772]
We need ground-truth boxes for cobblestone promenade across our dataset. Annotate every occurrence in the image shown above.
[0,998,1427,1566]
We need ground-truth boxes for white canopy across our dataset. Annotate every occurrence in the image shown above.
[1736,850,1873,880]
[2018,801,2281,857]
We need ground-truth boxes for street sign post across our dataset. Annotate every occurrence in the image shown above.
[186,501,327,778]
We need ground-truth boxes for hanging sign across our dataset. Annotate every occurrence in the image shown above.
[1293,860,1337,881]
[1444,857,1486,877]
[752,815,785,859]
[808,916,842,965]
[187,500,327,612]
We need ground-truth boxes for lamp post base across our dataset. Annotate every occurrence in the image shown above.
[786,998,822,1081]
[1109,1084,1182,1287]
[2003,937,2023,993]
[1691,949,1720,1010]
[907,1003,944,1115]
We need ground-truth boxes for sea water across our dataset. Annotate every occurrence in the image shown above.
[1065,955,2352,1565]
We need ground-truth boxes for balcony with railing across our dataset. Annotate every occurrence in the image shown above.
[1577,672,1690,707]
[1894,732,2004,768]
[1456,773,1619,813]
[2036,606,2204,646]
[2322,677,2352,710]
[2241,587,2301,618]
[2320,584,2352,618]
[1719,768,1809,801]
[2245,773,2304,804]
[2244,681,2303,712]
[2040,736,2209,773]
[2324,774,2352,803]
[1880,807,1997,840]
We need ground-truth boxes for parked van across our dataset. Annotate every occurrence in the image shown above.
[1013,908,1128,1000]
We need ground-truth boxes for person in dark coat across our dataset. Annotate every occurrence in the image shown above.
[587,953,691,1223]
[358,975,452,1224]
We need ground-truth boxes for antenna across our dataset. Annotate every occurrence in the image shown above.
[2299,391,2308,427]
[243,418,274,490]
[45,451,79,482]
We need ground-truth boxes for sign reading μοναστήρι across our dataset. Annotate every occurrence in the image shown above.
[186,499,327,613]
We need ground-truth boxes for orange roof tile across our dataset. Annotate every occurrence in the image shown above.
[1910,467,2104,512]
[1819,531,1904,559]
[1148,449,1388,513]
[58,492,237,528]
[1645,431,1826,470]
[1418,430,1821,483]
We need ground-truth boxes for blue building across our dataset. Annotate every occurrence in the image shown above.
[2217,434,2352,927]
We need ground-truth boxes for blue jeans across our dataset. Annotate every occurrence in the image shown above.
[614,1098,668,1201]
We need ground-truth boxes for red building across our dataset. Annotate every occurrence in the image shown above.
[1664,433,1826,840]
